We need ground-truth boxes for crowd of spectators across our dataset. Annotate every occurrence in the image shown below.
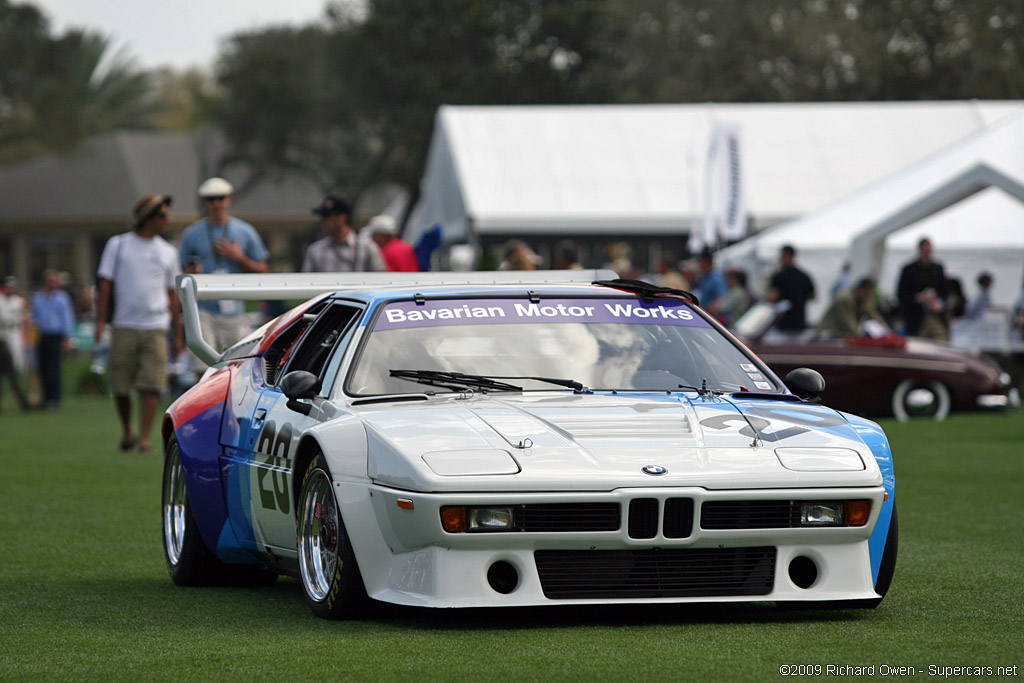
[2,189,1021,443]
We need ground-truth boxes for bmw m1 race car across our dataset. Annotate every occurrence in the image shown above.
[161,271,897,619]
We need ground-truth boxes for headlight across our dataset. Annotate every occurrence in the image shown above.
[470,507,514,530]
[441,506,517,532]
[801,502,843,526]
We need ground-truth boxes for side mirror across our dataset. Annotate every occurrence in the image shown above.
[785,368,825,403]
[280,370,322,416]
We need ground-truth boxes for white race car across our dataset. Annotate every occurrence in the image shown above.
[162,271,897,619]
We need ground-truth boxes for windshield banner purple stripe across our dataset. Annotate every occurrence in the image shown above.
[374,298,712,331]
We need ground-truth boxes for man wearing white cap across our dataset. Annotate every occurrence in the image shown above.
[178,177,269,364]
[363,214,419,272]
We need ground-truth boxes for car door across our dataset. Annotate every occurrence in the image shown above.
[241,301,363,560]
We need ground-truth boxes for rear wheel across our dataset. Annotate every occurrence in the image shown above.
[891,379,950,421]
[298,452,369,619]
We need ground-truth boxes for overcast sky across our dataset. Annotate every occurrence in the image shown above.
[34,0,330,71]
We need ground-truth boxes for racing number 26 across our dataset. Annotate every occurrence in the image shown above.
[256,421,292,514]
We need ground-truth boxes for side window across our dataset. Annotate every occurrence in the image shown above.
[319,310,363,394]
[262,302,327,385]
[282,303,361,390]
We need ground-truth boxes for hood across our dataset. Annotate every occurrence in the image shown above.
[357,392,883,493]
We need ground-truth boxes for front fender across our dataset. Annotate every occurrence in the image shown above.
[303,411,371,483]
[165,368,248,559]
[844,412,896,586]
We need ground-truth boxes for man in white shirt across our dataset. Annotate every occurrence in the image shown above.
[95,194,183,453]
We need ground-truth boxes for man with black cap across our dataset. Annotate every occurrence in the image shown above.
[95,194,183,453]
[302,194,385,273]
[179,177,269,361]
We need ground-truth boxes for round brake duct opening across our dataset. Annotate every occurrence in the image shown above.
[788,555,818,589]
[487,561,519,594]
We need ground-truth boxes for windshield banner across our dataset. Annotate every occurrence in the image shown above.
[375,298,712,331]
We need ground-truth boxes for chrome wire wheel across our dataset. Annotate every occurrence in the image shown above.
[299,468,339,603]
[162,441,187,566]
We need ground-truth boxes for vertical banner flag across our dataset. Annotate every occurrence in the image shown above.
[693,123,747,254]
[718,125,746,242]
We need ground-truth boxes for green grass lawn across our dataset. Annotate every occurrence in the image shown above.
[1,395,1021,681]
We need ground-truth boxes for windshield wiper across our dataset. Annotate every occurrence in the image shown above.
[389,370,587,393]
[678,379,725,397]
[593,278,699,305]
[389,369,523,393]
[473,375,588,392]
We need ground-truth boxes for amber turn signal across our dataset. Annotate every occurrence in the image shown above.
[440,506,467,532]
[845,500,872,526]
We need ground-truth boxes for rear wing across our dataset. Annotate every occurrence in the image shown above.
[176,270,617,366]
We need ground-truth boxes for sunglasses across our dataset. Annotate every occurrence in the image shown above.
[204,195,228,202]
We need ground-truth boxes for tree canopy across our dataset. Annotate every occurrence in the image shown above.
[4,0,1022,207]
[210,0,1024,213]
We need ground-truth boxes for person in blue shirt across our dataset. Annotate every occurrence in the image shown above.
[178,177,269,370]
[694,249,728,318]
[964,272,993,320]
[31,270,75,410]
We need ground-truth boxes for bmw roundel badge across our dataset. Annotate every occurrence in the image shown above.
[642,465,667,476]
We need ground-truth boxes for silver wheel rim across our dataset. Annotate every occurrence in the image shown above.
[299,469,339,602]
[162,444,186,565]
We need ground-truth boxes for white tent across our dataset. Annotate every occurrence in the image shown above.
[716,106,1024,323]
[408,101,1024,257]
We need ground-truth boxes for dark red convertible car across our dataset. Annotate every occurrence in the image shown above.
[734,304,1019,421]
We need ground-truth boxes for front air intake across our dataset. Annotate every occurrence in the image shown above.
[534,547,776,599]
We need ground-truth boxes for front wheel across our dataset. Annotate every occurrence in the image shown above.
[162,434,229,586]
[163,434,277,587]
[891,379,950,421]
[297,452,369,619]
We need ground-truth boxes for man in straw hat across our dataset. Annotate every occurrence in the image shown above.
[95,194,183,453]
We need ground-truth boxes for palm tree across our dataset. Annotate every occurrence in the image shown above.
[1,0,156,163]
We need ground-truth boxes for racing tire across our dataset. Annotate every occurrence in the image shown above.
[297,452,369,619]
[891,379,950,421]
[162,434,231,586]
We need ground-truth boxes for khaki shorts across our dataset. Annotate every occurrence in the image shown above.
[109,328,169,395]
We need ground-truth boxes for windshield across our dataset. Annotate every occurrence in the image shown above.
[347,297,779,395]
